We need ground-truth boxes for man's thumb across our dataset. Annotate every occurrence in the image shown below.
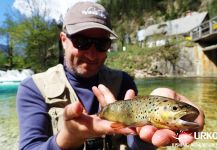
[64,101,83,121]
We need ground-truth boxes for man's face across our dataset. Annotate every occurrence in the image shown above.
[60,29,110,78]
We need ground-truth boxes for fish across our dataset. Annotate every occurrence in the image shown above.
[98,95,200,131]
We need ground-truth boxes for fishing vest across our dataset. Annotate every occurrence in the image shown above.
[32,64,124,149]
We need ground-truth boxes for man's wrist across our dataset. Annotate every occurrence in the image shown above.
[56,129,85,149]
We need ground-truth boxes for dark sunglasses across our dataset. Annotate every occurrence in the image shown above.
[66,34,112,52]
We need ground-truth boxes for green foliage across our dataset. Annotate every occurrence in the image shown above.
[105,44,158,76]
[0,12,61,72]
[164,0,201,20]
[0,52,7,69]
[99,0,163,37]
[12,55,26,69]
[208,0,217,18]
[22,16,60,72]
[99,0,161,19]
[0,15,19,69]
[106,37,182,76]
[98,0,203,39]
[158,45,180,66]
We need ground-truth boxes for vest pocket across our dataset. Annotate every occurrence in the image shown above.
[45,87,71,107]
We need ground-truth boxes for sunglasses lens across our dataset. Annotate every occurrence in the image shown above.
[67,34,111,52]
[73,36,92,50]
[95,39,111,52]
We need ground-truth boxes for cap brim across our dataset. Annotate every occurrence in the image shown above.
[65,22,118,39]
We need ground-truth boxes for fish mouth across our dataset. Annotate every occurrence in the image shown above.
[178,111,199,130]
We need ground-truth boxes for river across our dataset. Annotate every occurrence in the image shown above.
[0,78,216,149]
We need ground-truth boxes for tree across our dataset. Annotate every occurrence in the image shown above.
[208,0,217,18]
[0,14,21,69]
[14,0,61,72]
[0,51,8,69]
[23,16,60,71]
[0,0,61,72]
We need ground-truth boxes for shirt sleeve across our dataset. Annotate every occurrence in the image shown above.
[16,77,61,150]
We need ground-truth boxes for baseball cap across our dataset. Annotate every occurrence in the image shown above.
[63,2,118,39]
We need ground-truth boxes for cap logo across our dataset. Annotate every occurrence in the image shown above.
[81,7,107,19]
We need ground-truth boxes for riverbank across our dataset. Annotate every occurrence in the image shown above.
[0,117,18,150]
[0,92,18,150]
[106,41,217,78]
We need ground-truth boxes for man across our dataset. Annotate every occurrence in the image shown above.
[16,2,204,150]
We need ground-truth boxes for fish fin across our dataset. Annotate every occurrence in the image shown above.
[111,122,126,129]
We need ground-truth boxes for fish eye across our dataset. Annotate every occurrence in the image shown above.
[172,106,178,111]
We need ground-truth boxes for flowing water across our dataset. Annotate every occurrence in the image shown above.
[0,78,216,149]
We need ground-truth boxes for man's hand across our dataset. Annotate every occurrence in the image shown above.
[92,84,135,107]
[56,86,136,149]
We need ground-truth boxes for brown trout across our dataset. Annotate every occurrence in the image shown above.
[98,95,200,131]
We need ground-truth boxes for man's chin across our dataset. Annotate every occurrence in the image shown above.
[75,69,98,78]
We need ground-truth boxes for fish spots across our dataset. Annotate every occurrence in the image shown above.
[147,98,152,101]
[98,95,199,131]
[154,117,161,122]
[135,115,144,120]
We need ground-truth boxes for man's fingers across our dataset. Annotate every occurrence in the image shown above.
[150,88,177,99]
[124,89,135,100]
[113,127,137,135]
[178,132,194,145]
[92,84,116,107]
[64,102,83,121]
[92,86,106,107]
[151,129,177,147]
[138,125,157,142]
[93,85,136,106]
[138,126,177,146]
[98,84,116,104]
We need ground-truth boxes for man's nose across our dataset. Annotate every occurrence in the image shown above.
[85,44,98,60]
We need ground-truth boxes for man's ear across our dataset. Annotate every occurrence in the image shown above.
[60,32,67,49]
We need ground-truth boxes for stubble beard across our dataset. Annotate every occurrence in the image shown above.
[66,56,105,78]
